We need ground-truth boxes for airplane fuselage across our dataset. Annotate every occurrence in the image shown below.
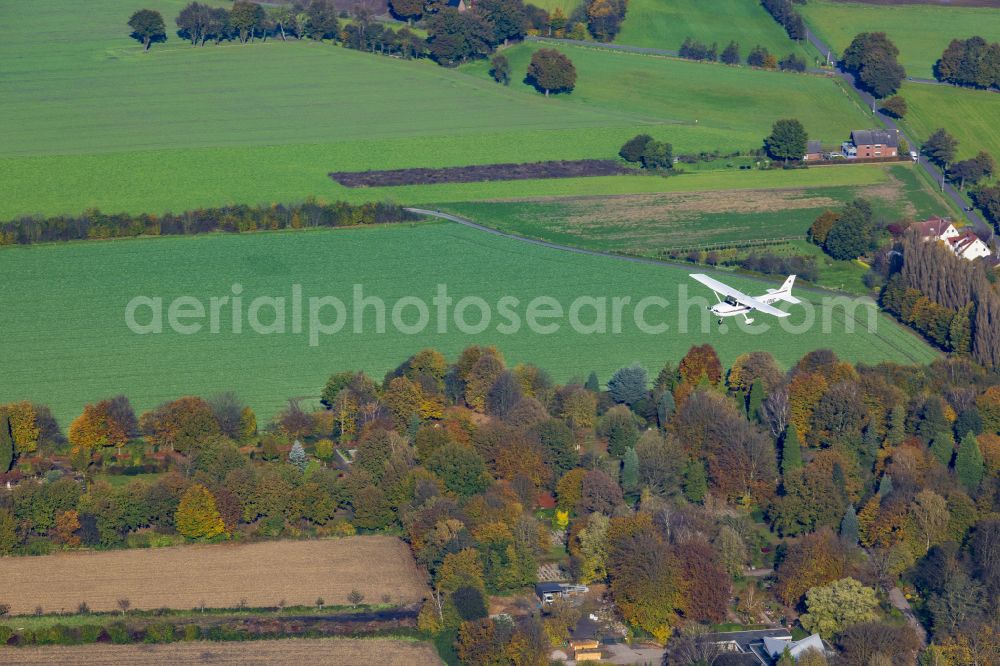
[708,293,782,318]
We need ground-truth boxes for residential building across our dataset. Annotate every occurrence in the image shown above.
[850,129,899,158]
[704,629,832,665]
[803,140,823,161]
[912,216,959,243]
[911,216,991,261]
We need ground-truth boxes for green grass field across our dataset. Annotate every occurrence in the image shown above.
[0,221,936,425]
[616,0,811,60]
[901,82,1000,162]
[800,0,1000,77]
[437,164,948,254]
[0,0,874,217]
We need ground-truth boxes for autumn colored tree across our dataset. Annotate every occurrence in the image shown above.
[465,348,505,411]
[676,539,731,622]
[6,401,39,454]
[385,375,424,430]
[677,344,723,392]
[175,484,226,539]
[69,399,131,452]
[607,513,681,643]
[54,510,81,547]
[727,351,782,396]
[556,468,587,513]
[788,371,828,444]
[140,396,220,453]
[810,210,840,246]
[775,528,849,605]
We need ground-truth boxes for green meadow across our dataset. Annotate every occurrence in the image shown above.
[0,222,937,425]
[800,0,1000,77]
[616,0,811,59]
[901,82,1000,162]
[436,164,951,255]
[1,0,874,217]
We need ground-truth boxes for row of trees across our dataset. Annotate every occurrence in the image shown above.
[678,38,805,72]
[936,36,1000,90]
[0,201,415,246]
[3,342,998,661]
[760,0,806,41]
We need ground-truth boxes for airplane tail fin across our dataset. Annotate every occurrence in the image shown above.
[776,275,801,304]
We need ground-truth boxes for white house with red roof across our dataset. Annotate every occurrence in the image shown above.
[912,216,991,261]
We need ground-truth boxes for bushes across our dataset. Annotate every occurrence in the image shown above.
[0,201,418,246]
[618,135,673,171]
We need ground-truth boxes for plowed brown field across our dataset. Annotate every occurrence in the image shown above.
[0,638,442,665]
[0,536,427,615]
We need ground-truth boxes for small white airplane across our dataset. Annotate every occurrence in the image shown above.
[690,273,801,324]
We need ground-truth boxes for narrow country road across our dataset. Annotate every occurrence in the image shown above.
[889,587,928,646]
[804,29,992,236]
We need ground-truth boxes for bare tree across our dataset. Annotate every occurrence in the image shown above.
[117,598,131,616]
[762,385,790,438]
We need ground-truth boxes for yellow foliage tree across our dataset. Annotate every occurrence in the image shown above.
[6,402,38,454]
[175,484,226,540]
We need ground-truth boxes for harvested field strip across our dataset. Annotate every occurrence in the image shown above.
[0,536,427,615]
[329,160,635,187]
[0,638,443,666]
[437,165,944,254]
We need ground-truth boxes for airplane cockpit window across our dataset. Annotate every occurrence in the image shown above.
[724,296,738,306]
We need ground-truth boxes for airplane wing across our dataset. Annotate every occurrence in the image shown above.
[689,274,790,318]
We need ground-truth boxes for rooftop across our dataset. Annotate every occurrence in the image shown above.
[851,129,899,148]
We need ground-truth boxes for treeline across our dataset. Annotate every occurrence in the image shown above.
[135,0,625,67]
[0,201,417,246]
[936,36,1000,90]
[679,38,805,71]
[2,343,998,661]
[760,0,805,41]
[736,252,818,282]
[885,229,1000,368]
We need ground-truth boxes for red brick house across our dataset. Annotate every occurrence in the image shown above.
[851,129,899,159]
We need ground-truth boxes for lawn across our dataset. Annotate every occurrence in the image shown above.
[900,82,1000,162]
[437,164,948,254]
[799,0,1000,77]
[0,0,873,217]
[0,221,937,425]
[616,0,812,60]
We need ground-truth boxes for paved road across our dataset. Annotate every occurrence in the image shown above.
[804,29,991,235]
[889,587,928,646]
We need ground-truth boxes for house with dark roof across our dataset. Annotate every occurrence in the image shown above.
[803,140,823,161]
[850,129,899,158]
[446,0,468,10]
